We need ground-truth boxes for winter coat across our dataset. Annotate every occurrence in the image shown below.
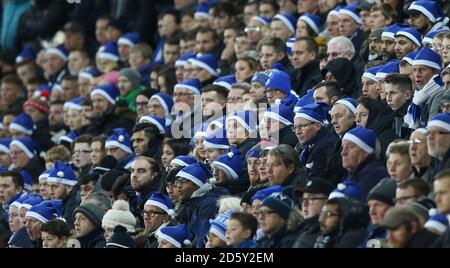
[347,154,389,200]
[85,109,135,136]
[412,161,437,192]
[178,184,228,248]
[364,98,399,159]
[291,60,323,97]
[276,126,298,148]
[351,54,365,93]
[281,169,308,189]
[257,224,298,248]
[292,215,321,248]
[360,224,388,248]
[321,58,360,98]
[431,228,450,248]
[237,136,259,157]
[62,186,81,230]
[405,229,438,248]
[393,100,412,139]
[233,239,257,248]
[418,87,444,128]
[78,227,106,248]
[130,174,163,228]
[0,0,31,50]
[32,118,54,152]
[351,28,365,53]
[23,156,45,183]
[300,127,340,179]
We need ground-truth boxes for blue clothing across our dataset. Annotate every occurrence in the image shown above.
[360,224,387,248]
[0,0,31,50]
[152,38,165,63]
[233,239,257,248]
[348,155,389,200]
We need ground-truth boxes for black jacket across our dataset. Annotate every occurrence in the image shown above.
[130,174,163,228]
[292,215,321,248]
[23,156,45,183]
[392,100,412,139]
[292,60,323,97]
[322,58,360,98]
[62,186,81,230]
[32,118,54,152]
[276,126,298,148]
[85,109,135,136]
[257,224,298,248]
[281,169,307,189]
[405,229,438,248]
[78,227,106,248]
[237,136,259,157]
[431,228,450,248]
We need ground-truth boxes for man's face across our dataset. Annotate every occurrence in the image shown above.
[326,42,352,62]
[227,88,245,114]
[259,3,276,18]
[195,32,215,54]
[368,200,391,225]
[78,77,92,97]
[143,204,169,232]
[270,20,292,42]
[381,37,396,60]
[0,176,21,204]
[95,18,109,44]
[260,45,280,70]
[326,14,340,38]
[80,181,96,200]
[370,10,389,30]
[297,0,317,13]
[48,182,69,200]
[409,130,430,168]
[10,144,30,169]
[90,141,105,167]
[17,64,35,85]
[244,4,258,25]
[266,154,294,186]
[117,75,134,97]
[301,192,327,219]
[341,139,368,172]
[265,88,287,105]
[118,44,130,63]
[395,186,418,206]
[131,130,150,156]
[213,12,233,34]
[413,65,436,90]
[201,91,224,118]
[68,51,87,75]
[355,104,369,127]
[72,142,92,168]
[293,117,320,145]
[205,148,225,164]
[106,146,129,161]
[136,94,150,119]
[8,206,21,233]
[313,86,331,105]
[360,10,371,31]
[61,80,79,101]
[362,77,379,99]
[434,177,450,214]
[385,83,411,111]
[387,224,414,248]
[368,36,382,59]
[129,52,148,70]
[338,14,357,38]
[25,217,42,241]
[46,54,65,77]
[49,104,64,126]
[130,159,156,192]
[257,205,285,237]
[1,82,22,106]
[91,94,111,115]
[74,212,96,238]
[0,150,11,167]
[394,36,416,59]
[24,105,45,124]
[408,13,429,35]
[442,38,450,64]
[177,178,199,200]
[159,14,178,38]
[318,204,340,235]
[226,218,250,246]
[330,104,355,136]
[291,40,315,69]
[387,153,412,182]
[427,126,450,160]
[163,44,180,65]
[173,87,195,113]
[250,82,266,103]
[226,119,248,145]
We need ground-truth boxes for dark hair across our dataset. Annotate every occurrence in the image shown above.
[313,81,343,101]
[157,65,177,95]
[163,138,191,157]
[196,27,219,42]
[229,212,258,239]
[166,35,181,46]
[0,171,24,189]
[165,165,183,183]
[79,172,100,186]
[295,37,319,55]
[370,3,397,23]
[384,73,413,93]
[397,178,430,197]
[61,74,78,82]
[268,144,300,170]
[92,135,107,150]
[27,76,48,85]
[41,219,71,238]
[81,95,92,107]
[181,30,197,42]
[101,169,129,191]
[212,2,236,18]
[435,168,450,183]
[111,173,132,200]
[259,0,280,13]
[1,74,23,87]
[257,37,286,54]
[201,84,229,101]
[158,9,180,23]
[135,156,161,175]
[73,134,93,145]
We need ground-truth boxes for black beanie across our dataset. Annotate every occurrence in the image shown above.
[105,225,136,248]
[367,178,397,206]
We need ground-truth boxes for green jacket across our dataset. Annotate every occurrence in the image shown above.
[118,86,145,112]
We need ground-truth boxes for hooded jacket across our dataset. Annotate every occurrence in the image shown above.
[292,59,323,97]
[292,215,321,248]
[257,224,298,248]
[321,58,361,98]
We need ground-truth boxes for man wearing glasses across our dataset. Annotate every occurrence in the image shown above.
[409,128,435,187]
[142,192,174,248]
[427,113,450,172]
[72,135,93,177]
[292,177,334,248]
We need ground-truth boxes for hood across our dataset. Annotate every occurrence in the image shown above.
[321,58,359,97]
[365,99,395,134]
[336,197,369,233]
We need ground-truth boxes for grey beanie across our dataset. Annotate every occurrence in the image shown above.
[73,204,105,228]
[367,178,397,206]
[119,68,141,88]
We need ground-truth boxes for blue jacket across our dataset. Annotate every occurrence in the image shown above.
[300,127,340,179]
[348,155,389,200]
[233,239,257,248]
[360,224,387,248]
[0,0,31,50]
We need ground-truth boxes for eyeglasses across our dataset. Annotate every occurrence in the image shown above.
[319,211,340,218]
[254,209,277,217]
[148,104,163,110]
[326,52,341,58]
[300,197,327,204]
[136,101,148,106]
[292,123,314,132]
[142,210,166,217]
[408,138,424,145]
[73,149,92,154]
[244,27,261,33]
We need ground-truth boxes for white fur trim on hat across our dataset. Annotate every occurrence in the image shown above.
[425,220,447,234]
[274,14,295,33]
[194,12,209,18]
[328,191,346,200]
[10,140,34,159]
[105,140,133,154]
[427,120,450,132]
[202,140,230,150]
[339,9,361,24]
[144,200,170,214]
[170,158,190,167]
[150,95,170,117]
[342,132,374,154]
[46,176,78,186]
[375,72,388,80]
[213,81,232,91]
[211,161,239,180]
[46,48,68,62]
[105,242,130,248]
[91,88,116,105]
[264,111,293,126]
[362,72,378,81]
[9,123,33,136]
[118,37,135,47]
[26,211,49,223]
[409,4,436,23]
[226,115,254,132]
[251,16,269,25]
[209,225,227,242]
[188,58,218,77]
[396,31,421,47]
[176,170,204,188]
[79,72,94,81]
[335,100,357,115]
[155,230,182,248]
[139,116,166,134]
[0,144,10,154]
[299,16,319,34]
[96,52,119,62]
[174,83,201,95]
[381,32,395,40]
[294,112,323,125]
[412,59,441,70]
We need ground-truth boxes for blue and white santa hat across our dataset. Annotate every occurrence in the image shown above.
[10,137,36,159]
[423,29,449,47]
[41,200,63,218]
[174,78,202,95]
[209,210,234,242]
[328,179,362,201]
[139,115,167,134]
[342,126,376,154]
[362,65,382,81]
[213,75,236,91]
[395,27,422,47]
[175,52,197,67]
[19,194,43,210]
[265,70,292,95]
[295,102,330,126]
[226,110,258,133]
[250,16,272,26]
[194,122,209,139]
[209,116,227,132]
[26,201,59,223]
[334,98,358,115]
[118,32,141,47]
[47,161,78,186]
[91,83,120,105]
[20,171,33,192]
[251,185,283,203]
[203,128,230,149]
[79,67,101,81]
[105,128,133,154]
[156,224,193,248]
[286,37,296,55]
[0,138,12,154]
[170,156,198,168]
[402,51,419,65]
[407,0,444,23]
[188,54,219,76]
[376,60,400,80]
[46,44,69,62]
[16,46,36,64]
[329,6,342,17]
[10,113,34,136]
[382,23,409,40]
[299,13,324,34]
[413,46,442,70]
[251,71,271,86]
[10,194,30,209]
[64,96,84,111]
[176,163,212,188]
[59,130,79,144]
[274,12,298,34]
[294,89,315,113]
[264,104,294,126]
[150,93,174,119]
[339,3,361,24]
[425,211,449,234]
[427,113,450,132]
[195,2,210,18]
[39,169,53,183]
[96,41,119,62]
[211,147,244,181]
[145,192,175,216]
